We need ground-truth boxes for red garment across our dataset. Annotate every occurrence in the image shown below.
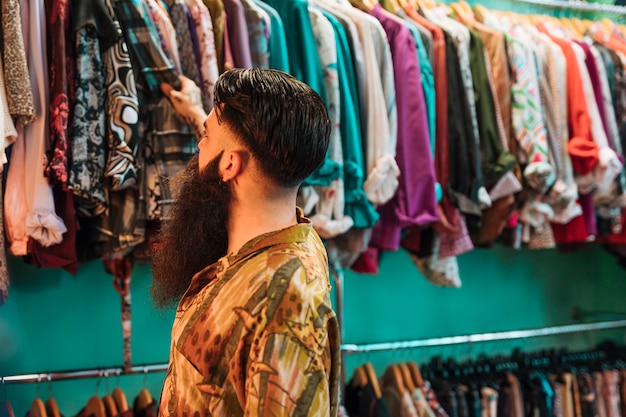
[26,188,79,273]
[44,0,74,186]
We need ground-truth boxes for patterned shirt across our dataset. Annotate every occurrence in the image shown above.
[159,209,341,417]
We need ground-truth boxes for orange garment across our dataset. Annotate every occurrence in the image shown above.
[591,26,626,56]
[538,24,596,176]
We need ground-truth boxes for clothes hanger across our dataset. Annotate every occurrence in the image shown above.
[44,399,60,417]
[82,396,106,417]
[101,373,119,417]
[135,388,153,413]
[382,365,406,397]
[407,361,425,388]
[350,366,368,388]
[44,376,60,417]
[112,387,129,413]
[363,362,383,399]
[29,399,47,417]
[102,395,118,417]
[397,363,416,393]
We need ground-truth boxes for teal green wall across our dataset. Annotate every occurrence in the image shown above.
[1,245,625,416]
[3,1,626,415]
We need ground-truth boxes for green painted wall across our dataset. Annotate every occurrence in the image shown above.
[2,1,626,415]
[1,245,625,416]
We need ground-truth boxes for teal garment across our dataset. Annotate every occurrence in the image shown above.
[323,10,379,228]
[264,0,339,187]
[401,14,441,202]
[256,0,290,73]
[262,0,326,99]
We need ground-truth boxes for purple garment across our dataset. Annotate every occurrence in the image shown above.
[222,0,252,68]
[575,40,613,150]
[579,191,597,237]
[186,5,203,82]
[369,4,439,251]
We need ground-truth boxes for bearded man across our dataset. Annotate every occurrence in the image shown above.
[151,68,340,417]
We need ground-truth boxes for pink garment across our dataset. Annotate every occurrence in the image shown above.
[145,0,181,73]
[4,0,31,255]
[186,0,219,112]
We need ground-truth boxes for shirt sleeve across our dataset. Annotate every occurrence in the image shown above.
[244,256,339,417]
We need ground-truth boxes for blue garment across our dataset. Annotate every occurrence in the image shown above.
[264,0,339,187]
[256,0,290,73]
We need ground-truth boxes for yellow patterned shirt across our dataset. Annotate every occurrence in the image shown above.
[158,209,341,417]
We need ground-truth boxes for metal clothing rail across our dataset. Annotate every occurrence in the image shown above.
[1,363,168,385]
[341,319,626,354]
[3,320,626,384]
[511,0,626,14]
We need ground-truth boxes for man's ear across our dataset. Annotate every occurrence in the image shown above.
[220,150,247,183]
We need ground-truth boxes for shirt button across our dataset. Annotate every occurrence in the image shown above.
[217,264,224,273]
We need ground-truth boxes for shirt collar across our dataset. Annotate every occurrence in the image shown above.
[225,206,311,266]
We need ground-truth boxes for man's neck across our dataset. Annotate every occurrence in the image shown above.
[226,198,299,256]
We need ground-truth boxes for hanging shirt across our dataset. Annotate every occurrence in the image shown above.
[318,6,379,231]
[369,4,439,252]
[468,29,517,188]
[44,0,73,187]
[70,0,111,217]
[223,0,253,68]
[203,0,226,73]
[506,24,556,194]
[102,0,141,192]
[264,0,340,189]
[20,0,68,249]
[1,0,35,125]
[145,0,182,73]
[256,0,290,73]
[241,0,270,69]
[307,6,349,237]
[186,0,220,112]
[114,0,181,97]
[325,2,398,206]
[169,0,203,93]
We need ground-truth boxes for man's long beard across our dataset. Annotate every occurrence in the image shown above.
[151,153,230,309]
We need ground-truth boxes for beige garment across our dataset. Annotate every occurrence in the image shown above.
[412,388,436,417]
[481,386,498,417]
[561,373,575,417]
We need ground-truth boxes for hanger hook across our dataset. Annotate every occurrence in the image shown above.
[143,367,149,388]
[35,374,43,399]
[2,376,7,401]
[116,368,122,388]
[104,371,110,394]
[47,375,53,399]
[95,371,103,396]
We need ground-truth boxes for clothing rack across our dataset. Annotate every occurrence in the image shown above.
[341,319,626,354]
[3,320,625,384]
[1,363,168,385]
[510,0,626,14]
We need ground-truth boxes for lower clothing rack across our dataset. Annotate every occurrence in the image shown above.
[3,319,626,384]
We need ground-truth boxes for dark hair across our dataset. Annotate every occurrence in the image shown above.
[213,68,331,188]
